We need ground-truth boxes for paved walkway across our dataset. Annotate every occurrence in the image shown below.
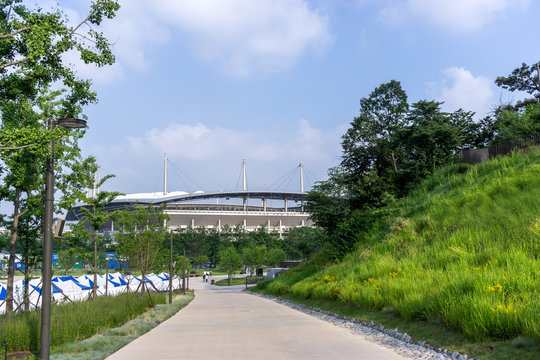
[107,275,405,360]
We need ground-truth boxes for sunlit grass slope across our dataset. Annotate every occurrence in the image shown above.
[259,148,540,342]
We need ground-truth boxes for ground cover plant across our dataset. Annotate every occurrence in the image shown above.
[214,276,265,286]
[254,149,540,358]
[50,293,194,360]
[0,292,168,354]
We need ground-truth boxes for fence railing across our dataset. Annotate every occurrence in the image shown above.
[459,133,540,164]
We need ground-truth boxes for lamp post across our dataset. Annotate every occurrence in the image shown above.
[169,233,173,304]
[41,117,87,360]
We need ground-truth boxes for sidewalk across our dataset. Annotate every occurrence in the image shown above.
[107,276,405,360]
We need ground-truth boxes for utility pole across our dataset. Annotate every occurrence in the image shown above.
[183,249,186,295]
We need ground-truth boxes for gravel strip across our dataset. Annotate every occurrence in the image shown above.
[250,292,474,360]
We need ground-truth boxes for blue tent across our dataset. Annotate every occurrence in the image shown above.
[0,284,6,300]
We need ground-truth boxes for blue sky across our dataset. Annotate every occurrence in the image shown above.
[52,0,538,195]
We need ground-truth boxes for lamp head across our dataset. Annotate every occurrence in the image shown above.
[56,117,87,129]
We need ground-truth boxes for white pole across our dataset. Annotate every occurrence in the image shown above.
[299,162,304,193]
[242,157,247,191]
[97,167,101,195]
[242,157,247,211]
[92,171,97,199]
[164,153,168,195]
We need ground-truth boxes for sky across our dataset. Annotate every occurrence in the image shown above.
[37,0,540,195]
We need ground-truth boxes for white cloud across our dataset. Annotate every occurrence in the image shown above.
[431,67,494,117]
[127,119,337,164]
[55,0,331,80]
[149,0,332,76]
[380,0,529,32]
[93,119,342,193]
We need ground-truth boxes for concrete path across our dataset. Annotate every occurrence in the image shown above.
[107,275,405,360]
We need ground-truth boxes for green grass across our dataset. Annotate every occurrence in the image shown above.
[215,277,247,286]
[49,293,194,360]
[0,292,169,354]
[253,148,540,359]
[214,276,265,286]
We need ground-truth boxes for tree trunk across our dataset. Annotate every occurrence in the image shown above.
[391,151,398,173]
[6,188,21,316]
[105,262,109,296]
[93,229,97,299]
[228,265,232,286]
[23,235,30,311]
[140,270,145,300]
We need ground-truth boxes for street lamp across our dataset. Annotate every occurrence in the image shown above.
[41,117,87,360]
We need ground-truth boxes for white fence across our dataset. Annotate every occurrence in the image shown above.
[0,272,181,314]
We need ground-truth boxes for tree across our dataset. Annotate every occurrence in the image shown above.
[283,227,325,259]
[77,174,121,299]
[57,248,77,275]
[242,245,265,280]
[218,246,241,286]
[341,80,409,192]
[267,247,286,267]
[116,206,168,300]
[0,1,119,94]
[193,255,209,268]
[491,104,540,143]
[495,61,540,109]
[0,0,119,314]
[397,100,472,187]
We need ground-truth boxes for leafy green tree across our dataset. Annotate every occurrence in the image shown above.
[116,206,168,300]
[77,174,121,299]
[283,227,326,259]
[57,248,77,275]
[193,255,209,268]
[267,247,286,267]
[0,0,120,98]
[397,101,472,187]
[218,246,242,286]
[495,61,540,109]
[341,80,409,197]
[242,245,265,279]
[491,104,540,143]
[0,0,119,314]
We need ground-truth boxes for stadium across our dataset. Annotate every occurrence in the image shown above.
[66,157,314,233]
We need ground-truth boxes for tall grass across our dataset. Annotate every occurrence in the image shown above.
[257,149,540,342]
[51,294,194,360]
[0,292,167,353]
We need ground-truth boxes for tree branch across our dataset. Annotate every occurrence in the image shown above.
[0,26,30,39]
[0,142,37,151]
[69,7,97,37]
[0,56,30,70]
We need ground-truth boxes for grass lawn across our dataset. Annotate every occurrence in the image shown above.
[215,277,247,286]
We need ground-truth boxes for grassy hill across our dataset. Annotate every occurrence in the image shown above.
[254,148,540,358]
